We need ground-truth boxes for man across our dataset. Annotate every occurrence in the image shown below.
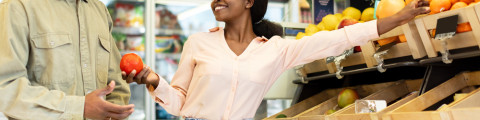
[0,0,133,119]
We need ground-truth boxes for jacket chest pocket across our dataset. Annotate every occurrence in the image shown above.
[31,33,74,89]
[96,35,111,87]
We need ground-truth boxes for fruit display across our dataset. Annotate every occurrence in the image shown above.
[376,0,406,46]
[120,53,144,76]
[295,6,375,40]
[294,6,375,52]
[324,109,336,115]
[337,88,360,108]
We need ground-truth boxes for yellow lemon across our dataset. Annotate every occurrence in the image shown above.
[296,32,306,40]
[334,13,343,21]
[361,7,375,21]
[322,14,340,31]
[305,24,320,33]
[317,22,326,31]
[343,7,361,20]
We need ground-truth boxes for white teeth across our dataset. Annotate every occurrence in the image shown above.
[215,6,226,11]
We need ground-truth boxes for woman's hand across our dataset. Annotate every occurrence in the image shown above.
[122,65,160,88]
[377,0,430,35]
[397,0,431,25]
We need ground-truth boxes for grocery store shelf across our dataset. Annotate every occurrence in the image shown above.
[120,51,181,60]
[292,61,421,84]
[113,27,145,35]
[112,27,183,36]
[419,50,480,65]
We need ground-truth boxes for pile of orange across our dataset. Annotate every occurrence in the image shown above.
[430,0,478,14]
[427,0,476,36]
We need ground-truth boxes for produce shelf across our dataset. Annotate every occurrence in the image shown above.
[383,71,480,120]
[293,61,420,84]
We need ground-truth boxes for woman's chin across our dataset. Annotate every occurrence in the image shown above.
[214,17,226,22]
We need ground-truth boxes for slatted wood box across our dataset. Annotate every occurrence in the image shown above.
[362,21,427,68]
[292,80,421,120]
[263,84,350,119]
[327,21,427,73]
[265,80,420,120]
[301,59,330,74]
[325,79,423,120]
[415,4,480,58]
[383,71,480,120]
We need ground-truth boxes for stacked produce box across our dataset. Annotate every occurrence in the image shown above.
[276,0,480,120]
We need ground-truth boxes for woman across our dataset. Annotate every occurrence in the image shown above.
[123,0,430,119]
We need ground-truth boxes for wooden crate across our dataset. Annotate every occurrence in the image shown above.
[327,21,427,72]
[264,86,347,119]
[266,81,411,120]
[327,79,423,120]
[383,71,480,120]
[441,87,480,120]
[415,4,480,58]
[302,59,330,74]
[362,21,427,68]
[265,81,400,120]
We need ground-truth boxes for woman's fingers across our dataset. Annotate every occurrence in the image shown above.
[134,66,148,83]
[141,67,151,84]
[126,70,136,84]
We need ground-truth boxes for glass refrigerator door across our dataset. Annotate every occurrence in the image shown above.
[102,0,150,119]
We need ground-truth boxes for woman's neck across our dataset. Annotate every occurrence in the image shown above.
[224,13,257,43]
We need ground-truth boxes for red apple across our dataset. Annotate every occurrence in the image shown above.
[120,53,144,76]
[337,18,359,29]
[354,46,362,52]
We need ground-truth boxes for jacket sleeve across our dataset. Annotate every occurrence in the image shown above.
[0,1,84,119]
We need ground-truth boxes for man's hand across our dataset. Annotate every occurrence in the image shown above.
[84,81,135,120]
[122,65,160,88]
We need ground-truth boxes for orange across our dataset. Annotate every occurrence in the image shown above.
[430,0,452,14]
[451,0,459,4]
[469,2,477,6]
[451,2,468,10]
[406,0,414,4]
[377,0,406,19]
[460,0,474,4]
[430,29,436,37]
[399,34,407,43]
[457,22,472,33]
[377,36,400,46]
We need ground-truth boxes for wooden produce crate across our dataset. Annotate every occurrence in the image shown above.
[383,71,480,120]
[264,85,349,119]
[266,81,407,120]
[302,59,330,74]
[327,21,427,74]
[327,79,423,120]
[326,51,367,73]
[362,21,427,68]
[441,87,480,120]
[415,4,480,58]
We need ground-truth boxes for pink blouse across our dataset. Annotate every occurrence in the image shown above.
[148,20,379,119]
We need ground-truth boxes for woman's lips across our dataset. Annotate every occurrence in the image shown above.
[214,5,227,11]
